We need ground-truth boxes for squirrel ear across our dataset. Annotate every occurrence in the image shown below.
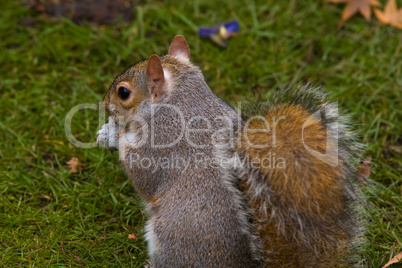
[147,54,165,102]
[168,35,190,62]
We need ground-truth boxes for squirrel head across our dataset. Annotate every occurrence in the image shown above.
[102,35,192,124]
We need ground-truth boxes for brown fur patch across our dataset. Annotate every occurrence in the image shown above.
[237,104,355,267]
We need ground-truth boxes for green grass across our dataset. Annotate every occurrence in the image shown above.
[0,0,401,266]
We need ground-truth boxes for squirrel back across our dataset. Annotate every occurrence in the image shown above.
[98,36,366,267]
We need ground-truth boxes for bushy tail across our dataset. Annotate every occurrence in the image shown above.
[235,84,366,267]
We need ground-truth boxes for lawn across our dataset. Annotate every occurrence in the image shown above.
[0,0,401,267]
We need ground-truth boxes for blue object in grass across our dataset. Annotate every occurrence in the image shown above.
[199,20,240,47]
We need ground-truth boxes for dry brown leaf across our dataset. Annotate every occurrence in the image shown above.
[389,145,402,154]
[128,234,136,239]
[358,157,372,179]
[374,0,402,29]
[66,157,79,173]
[329,0,380,21]
[382,251,402,268]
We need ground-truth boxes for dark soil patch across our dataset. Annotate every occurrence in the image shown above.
[25,0,142,25]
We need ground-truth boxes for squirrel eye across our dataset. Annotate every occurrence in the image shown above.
[117,86,131,100]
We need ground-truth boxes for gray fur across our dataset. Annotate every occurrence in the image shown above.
[118,56,261,267]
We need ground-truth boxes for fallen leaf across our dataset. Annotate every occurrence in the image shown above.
[329,0,380,21]
[374,0,402,29]
[128,234,136,239]
[382,251,402,268]
[389,145,402,154]
[66,157,79,173]
[358,157,372,179]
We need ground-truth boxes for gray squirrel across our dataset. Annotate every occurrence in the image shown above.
[97,35,365,267]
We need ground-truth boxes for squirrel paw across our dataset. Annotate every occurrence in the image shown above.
[96,117,120,151]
